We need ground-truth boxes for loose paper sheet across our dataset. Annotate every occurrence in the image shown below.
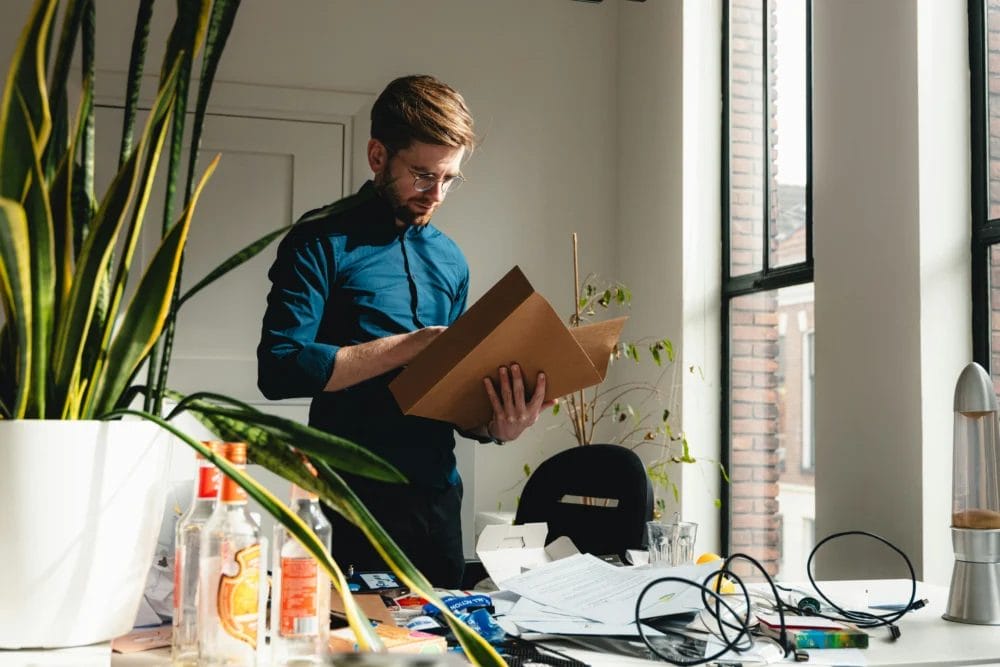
[501,553,720,625]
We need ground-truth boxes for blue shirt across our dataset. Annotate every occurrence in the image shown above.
[257,182,470,488]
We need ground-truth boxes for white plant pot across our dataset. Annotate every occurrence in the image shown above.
[0,419,170,648]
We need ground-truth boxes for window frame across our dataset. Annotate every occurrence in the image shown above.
[970,0,999,370]
[720,0,815,555]
[801,329,815,473]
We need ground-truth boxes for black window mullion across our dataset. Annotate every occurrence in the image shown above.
[971,0,989,368]
[762,0,772,274]
[720,0,733,558]
[805,0,814,265]
[723,263,814,300]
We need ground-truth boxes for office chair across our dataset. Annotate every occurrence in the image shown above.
[513,443,654,560]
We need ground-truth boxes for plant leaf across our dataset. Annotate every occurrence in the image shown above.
[158,0,212,236]
[21,97,56,417]
[88,154,219,416]
[0,198,31,417]
[79,0,95,203]
[44,0,86,177]
[0,0,55,200]
[184,0,240,203]
[174,398,407,484]
[119,0,155,166]
[50,63,179,411]
[178,223,291,307]
[48,80,91,317]
[310,462,506,665]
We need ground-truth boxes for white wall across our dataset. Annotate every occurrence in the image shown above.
[614,0,723,559]
[681,0,723,556]
[917,0,970,587]
[814,0,969,583]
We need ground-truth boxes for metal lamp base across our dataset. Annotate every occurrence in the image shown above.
[943,528,1000,625]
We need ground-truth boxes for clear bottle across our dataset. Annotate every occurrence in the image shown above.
[198,442,262,666]
[271,481,332,665]
[172,442,224,666]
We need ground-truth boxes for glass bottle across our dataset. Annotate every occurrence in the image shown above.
[172,442,224,665]
[198,442,262,666]
[271,481,332,665]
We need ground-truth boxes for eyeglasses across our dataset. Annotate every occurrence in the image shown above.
[408,168,465,195]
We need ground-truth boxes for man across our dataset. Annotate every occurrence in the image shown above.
[257,75,548,587]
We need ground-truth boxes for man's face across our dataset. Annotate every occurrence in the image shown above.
[373,141,465,228]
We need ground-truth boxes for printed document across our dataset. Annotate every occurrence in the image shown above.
[501,553,721,625]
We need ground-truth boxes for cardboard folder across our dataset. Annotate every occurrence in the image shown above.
[389,266,626,431]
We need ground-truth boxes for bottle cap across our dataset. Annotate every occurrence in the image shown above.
[223,442,247,464]
[196,440,226,459]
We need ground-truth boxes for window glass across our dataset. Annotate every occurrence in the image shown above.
[729,284,814,579]
[987,1,1000,219]
[729,0,766,277]
[990,244,1000,391]
[771,0,808,268]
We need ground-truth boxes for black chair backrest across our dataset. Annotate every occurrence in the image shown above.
[513,444,653,560]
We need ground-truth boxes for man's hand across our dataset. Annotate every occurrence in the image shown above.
[482,364,555,442]
[324,325,446,392]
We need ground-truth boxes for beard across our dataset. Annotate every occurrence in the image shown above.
[376,170,436,228]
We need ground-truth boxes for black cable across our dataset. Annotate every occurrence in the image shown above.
[632,531,921,665]
[802,530,918,635]
[635,554,792,667]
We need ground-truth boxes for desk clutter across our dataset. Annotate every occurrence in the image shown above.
[113,513,939,666]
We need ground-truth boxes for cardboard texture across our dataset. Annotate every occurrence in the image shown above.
[329,623,447,654]
[389,266,626,430]
[330,590,398,626]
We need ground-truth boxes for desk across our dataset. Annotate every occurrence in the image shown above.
[550,580,1000,666]
[4,579,998,666]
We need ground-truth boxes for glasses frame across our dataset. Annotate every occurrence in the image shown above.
[406,167,466,195]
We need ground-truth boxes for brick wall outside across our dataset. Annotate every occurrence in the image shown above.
[728,0,781,577]
[988,2,1000,392]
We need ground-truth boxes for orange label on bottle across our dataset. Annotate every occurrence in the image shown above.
[279,557,319,637]
[220,476,247,503]
[216,544,260,647]
[197,466,221,499]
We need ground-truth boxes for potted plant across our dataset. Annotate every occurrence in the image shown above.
[552,235,726,516]
[0,1,503,663]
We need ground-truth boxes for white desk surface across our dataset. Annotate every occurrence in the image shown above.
[553,579,1000,667]
[2,579,998,666]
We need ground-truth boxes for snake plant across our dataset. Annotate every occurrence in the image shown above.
[0,1,504,663]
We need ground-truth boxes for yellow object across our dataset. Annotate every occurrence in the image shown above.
[695,552,737,594]
[217,544,260,646]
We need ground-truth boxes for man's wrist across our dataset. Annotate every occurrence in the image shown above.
[486,421,506,445]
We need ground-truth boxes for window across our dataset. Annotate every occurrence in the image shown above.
[802,329,815,472]
[970,1,1000,387]
[722,0,813,578]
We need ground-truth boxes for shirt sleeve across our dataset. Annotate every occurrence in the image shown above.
[257,234,340,400]
[449,267,469,325]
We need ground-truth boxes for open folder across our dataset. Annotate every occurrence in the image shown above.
[389,266,626,431]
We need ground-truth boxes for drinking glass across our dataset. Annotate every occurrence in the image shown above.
[646,520,698,567]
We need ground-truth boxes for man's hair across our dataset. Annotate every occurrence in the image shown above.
[371,75,475,156]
